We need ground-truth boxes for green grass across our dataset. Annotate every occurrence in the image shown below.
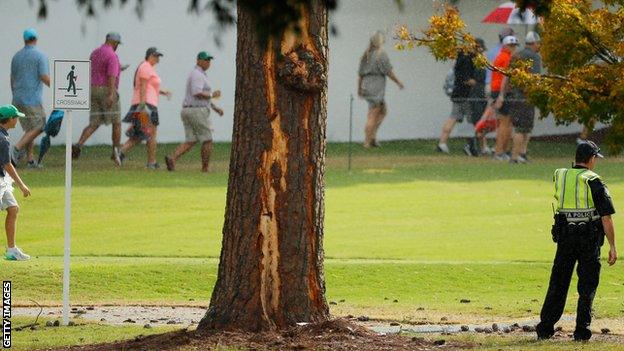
[9,317,179,351]
[432,333,624,351]
[2,139,624,349]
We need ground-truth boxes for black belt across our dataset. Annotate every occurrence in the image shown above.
[182,105,209,108]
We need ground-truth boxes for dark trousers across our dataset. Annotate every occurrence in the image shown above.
[536,226,601,339]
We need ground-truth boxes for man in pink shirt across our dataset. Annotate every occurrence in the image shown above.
[72,32,123,163]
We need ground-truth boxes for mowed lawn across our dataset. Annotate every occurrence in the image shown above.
[2,139,624,320]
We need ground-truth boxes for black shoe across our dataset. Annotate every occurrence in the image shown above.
[165,156,175,171]
[573,328,592,341]
[463,143,474,156]
[535,323,554,340]
[71,144,81,159]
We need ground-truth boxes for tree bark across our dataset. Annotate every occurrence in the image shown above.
[198,0,329,332]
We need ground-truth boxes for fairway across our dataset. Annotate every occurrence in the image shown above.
[2,139,624,321]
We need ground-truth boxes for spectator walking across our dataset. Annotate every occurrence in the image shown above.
[119,47,172,169]
[0,105,32,261]
[165,52,223,173]
[437,38,486,154]
[10,28,50,168]
[358,31,404,148]
[72,32,123,164]
[492,35,519,161]
[509,31,542,163]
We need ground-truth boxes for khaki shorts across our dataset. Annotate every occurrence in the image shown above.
[15,105,46,132]
[181,107,212,142]
[90,86,121,126]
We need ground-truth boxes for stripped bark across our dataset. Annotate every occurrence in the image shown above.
[198,0,329,332]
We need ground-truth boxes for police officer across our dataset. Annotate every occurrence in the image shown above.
[536,141,617,341]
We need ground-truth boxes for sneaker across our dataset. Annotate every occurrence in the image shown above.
[576,137,587,145]
[27,160,43,169]
[463,143,475,156]
[118,152,126,166]
[164,156,175,171]
[71,144,82,159]
[436,143,450,154]
[518,154,529,163]
[112,147,122,166]
[493,153,510,161]
[481,146,494,156]
[146,162,160,170]
[5,246,31,261]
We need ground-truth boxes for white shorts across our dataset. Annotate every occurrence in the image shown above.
[0,190,18,211]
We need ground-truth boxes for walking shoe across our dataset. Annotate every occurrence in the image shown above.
[463,143,475,156]
[71,144,82,159]
[481,146,494,156]
[118,152,126,166]
[535,323,554,340]
[436,143,450,154]
[164,156,175,171]
[493,153,510,161]
[5,246,31,261]
[112,147,122,166]
[518,154,529,163]
[146,162,160,170]
[27,160,43,169]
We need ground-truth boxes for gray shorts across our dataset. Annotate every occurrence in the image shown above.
[450,101,472,121]
[90,86,121,126]
[15,105,46,132]
[510,102,536,134]
[181,107,213,142]
[0,190,18,211]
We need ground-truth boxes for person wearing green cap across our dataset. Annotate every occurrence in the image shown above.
[165,51,223,172]
[0,105,32,261]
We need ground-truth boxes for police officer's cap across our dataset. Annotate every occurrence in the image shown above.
[576,140,604,160]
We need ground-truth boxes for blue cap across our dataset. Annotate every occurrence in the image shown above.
[23,28,38,41]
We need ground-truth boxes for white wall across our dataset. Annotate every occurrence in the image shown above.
[0,0,585,145]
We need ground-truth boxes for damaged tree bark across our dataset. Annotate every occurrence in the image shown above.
[198,0,329,332]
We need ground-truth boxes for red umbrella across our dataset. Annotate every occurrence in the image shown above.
[482,1,538,25]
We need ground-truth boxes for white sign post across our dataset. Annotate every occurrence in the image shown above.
[53,59,90,326]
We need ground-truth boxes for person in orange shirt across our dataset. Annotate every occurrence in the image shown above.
[491,36,519,161]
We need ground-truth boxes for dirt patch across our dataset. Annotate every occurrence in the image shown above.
[45,319,467,351]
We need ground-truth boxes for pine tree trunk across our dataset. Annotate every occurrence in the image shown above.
[198,0,329,332]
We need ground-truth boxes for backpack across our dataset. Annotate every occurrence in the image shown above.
[443,67,454,97]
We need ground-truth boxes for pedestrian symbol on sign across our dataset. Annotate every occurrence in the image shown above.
[66,65,78,96]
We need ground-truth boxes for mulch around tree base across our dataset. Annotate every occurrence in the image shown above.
[46,319,467,351]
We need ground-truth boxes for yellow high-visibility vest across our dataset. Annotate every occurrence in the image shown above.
[553,168,601,222]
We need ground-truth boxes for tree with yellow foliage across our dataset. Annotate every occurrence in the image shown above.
[397,0,624,153]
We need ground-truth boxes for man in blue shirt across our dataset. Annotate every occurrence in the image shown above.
[10,28,50,168]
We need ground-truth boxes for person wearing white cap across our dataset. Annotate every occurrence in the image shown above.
[73,32,124,164]
[508,31,542,164]
[491,35,519,161]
